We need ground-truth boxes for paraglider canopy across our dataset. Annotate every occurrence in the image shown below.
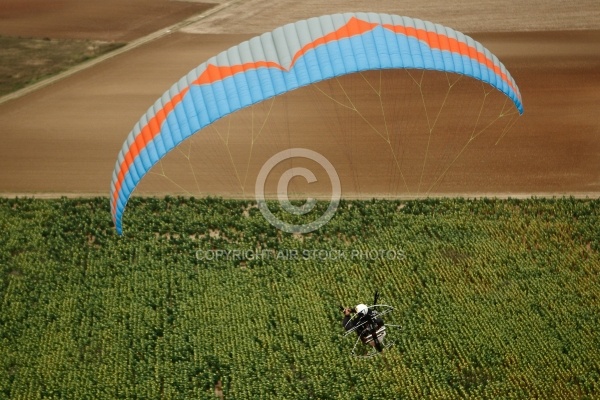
[110,12,523,234]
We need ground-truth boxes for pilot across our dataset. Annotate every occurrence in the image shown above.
[342,304,385,347]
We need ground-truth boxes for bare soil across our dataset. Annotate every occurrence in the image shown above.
[0,1,598,198]
[0,0,214,41]
[181,0,600,34]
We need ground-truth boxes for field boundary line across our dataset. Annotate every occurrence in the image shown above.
[0,192,598,200]
[0,0,244,106]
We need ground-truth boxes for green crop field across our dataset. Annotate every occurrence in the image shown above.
[0,36,124,97]
[1,197,599,399]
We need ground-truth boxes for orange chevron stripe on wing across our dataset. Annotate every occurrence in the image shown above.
[290,17,379,67]
[382,24,521,100]
[112,87,189,214]
[194,61,286,86]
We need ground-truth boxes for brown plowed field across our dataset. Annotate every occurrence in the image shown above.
[0,0,213,41]
[0,1,598,198]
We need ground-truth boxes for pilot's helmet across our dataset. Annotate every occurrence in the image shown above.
[355,304,368,315]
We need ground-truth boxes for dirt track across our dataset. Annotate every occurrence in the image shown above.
[0,0,598,198]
